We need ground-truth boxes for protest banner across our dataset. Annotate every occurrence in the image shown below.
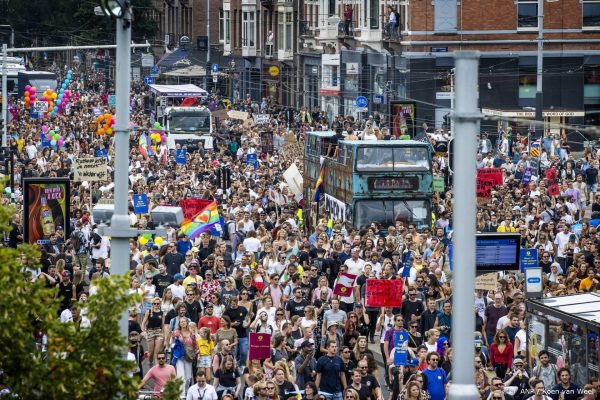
[73,157,108,182]
[477,168,503,186]
[132,194,149,215]
[476,178,494,198]
[260,131,274,154]
[365,279,403,307]
[283,164,304,202]
[253,114,271,125]
[212,109,229,120]
[249,333,271,360]
[475,273,499,291]
[179,198,213,220]
[393,331,410,366]
[546,168,558,182]
[333,272,357,297]
[227,110,249,121]
[522,168,533,185]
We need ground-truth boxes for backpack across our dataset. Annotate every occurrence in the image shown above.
[70,230,84,252]
[393,11,400,25]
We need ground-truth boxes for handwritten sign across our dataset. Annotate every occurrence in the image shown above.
[212,109,229,120]
[253,114,271,125]
[282,133,304,162]
[477,168,503,186]
[73,157,108,182]
[227,110,249,121]
[249,333,271,360]
[179,198,212,220]
[475,273,499,291]
[33,101,48,114]
[365,279,403,308]
[476,178,494,198]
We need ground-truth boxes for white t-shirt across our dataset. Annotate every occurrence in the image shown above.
[243,237,262,253]
[187,384,219,400]
[168,283,185,300]
[344,257,365,276]
[554,231,571,258]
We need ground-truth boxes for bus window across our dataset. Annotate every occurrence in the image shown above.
[356,147,430,171]
[354,199,429,229]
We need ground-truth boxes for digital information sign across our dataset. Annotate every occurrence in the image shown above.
[476,234,521,272]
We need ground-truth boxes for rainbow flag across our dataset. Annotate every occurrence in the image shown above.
[312,157,324,202]
[138,133,152,160]
[181,201,219,239]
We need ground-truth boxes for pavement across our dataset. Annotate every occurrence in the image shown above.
[367,338,391,398]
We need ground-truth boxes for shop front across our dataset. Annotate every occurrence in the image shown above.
[262,62,281,103]
[526,293,600,388]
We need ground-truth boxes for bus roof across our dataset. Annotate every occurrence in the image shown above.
[305,131,430,147]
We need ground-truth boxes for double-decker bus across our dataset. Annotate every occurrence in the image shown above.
[303,131,433,230]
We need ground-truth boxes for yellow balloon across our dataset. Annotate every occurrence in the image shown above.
[139,236,149,245]
[52,92,57,99]
[155,237,164,245]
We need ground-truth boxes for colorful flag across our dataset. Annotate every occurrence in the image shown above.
[312,156,325,202]
[138,133,152,160]
[333,272,357,297]
[24,56,33,71]
[180,201,220,240]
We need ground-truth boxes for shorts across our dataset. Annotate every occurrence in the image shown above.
[147,327,164,340]
[198,355,212,368]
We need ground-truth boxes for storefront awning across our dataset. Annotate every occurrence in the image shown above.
[528,293,600,326]
[482,108,585,118]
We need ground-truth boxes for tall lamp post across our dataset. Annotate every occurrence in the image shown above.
[99,0,136,340]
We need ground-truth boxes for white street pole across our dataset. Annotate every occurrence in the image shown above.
[207,0,211,64]
[535,0,544,139]
[447,51,481,400]
[110,9,135,339]
[2,43,7,148]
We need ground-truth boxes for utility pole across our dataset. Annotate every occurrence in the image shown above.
[207,0,211,64]
[447,51,481,400]
[535,0,544,140]
[2,43,7,148]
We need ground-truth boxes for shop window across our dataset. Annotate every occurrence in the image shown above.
[519,68,537,99]
[517,0,538,30]
[585,65,600,104]
[583,0,600,29]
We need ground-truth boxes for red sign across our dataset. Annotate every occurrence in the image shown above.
[179,198,213,220]
[365,279,403,308]
[477,168,503,186]
[249,333,271,360]
[333,272,357,297]
[476,178,495,198]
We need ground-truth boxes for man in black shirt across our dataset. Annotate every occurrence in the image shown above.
[419,298,438,335]
[224,296,249,366]
[311,248,327,274]
[401,287,424,327]
[163,242,185,276]
[538,251,553,274]
[184,287,203,324]
[58,271,74,312]
[241,274,259,301]
[153,263,173,298]
[286,287,310,319]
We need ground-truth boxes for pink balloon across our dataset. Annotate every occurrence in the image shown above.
[57,139,64,147]
[40,96,46,101]
[25,85,31,91]
[41,125,48,133]
[45,134,51,141]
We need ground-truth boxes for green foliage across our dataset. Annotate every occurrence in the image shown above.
[162,377,185,400]
[0,202,143,399]
[6,0,159,47]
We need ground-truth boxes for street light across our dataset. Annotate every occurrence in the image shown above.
[98,0,136,342]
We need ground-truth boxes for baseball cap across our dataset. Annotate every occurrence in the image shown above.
[300,340,314,349]
[407,357,419,367]
[174,273,184,280]
[513,357,524,365]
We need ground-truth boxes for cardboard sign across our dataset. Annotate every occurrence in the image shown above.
[133,193,149,215]
[394,349,409,366]
[333,272,357,297]
[475,273,499,291]
[433,176,445,193]
[73,157,108,182]
[477,168,503,186]
[476,178,494,198]
[227,110,249,121]
[261,131,274,154]
[365,279,403,307]
[212,109,229,120]
[282,133,304,161]
[249,333,271,360]
[253,114,271,125]
[179,198,212,220]
[176,148,187,164]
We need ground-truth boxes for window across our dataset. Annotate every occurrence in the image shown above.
[356,147,431,172]
[223,10,231,45]
[583,0,600,29]
[278,11,293,51]
[434,0,457,33]
[242,11,256,47]
[517,1,538,30]
[355,199,430,230]
[585,65,600,104]
[219,9,225,42]
[519,68,537,99]
[369,0,379,29]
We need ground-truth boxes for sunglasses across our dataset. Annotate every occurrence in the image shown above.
[157,356,166,360]
[152,302,161,305]
[430,358,439,361]
[276,313,283,316]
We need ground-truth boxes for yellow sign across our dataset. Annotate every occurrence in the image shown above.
[269,65,280,77]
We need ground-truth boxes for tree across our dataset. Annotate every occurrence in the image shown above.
[0,199,179,398]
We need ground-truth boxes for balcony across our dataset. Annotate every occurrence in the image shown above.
[317,16,341,41]
[299,20,317,38]
[260,0,274,8]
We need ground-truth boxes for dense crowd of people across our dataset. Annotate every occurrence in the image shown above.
[3,68,600,400]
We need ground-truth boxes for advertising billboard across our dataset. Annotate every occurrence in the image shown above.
[23,178,71,245]
[391,101,416,138]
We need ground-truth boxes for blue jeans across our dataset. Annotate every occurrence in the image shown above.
[235,337,248,367]
[323,392,343,400]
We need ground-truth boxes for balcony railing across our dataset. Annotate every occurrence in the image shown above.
[299,20,317,37]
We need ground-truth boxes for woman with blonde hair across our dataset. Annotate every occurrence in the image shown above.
[160,287,174,313]
[424,329,440,353]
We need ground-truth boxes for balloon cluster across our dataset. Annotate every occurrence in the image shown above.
[150,121,167,143]
[40,88,59,117]
[23,85,37,108]
[42,125,65,147]
[96,113,115,135]
[56,70,73,114]
[138,233,165,247]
